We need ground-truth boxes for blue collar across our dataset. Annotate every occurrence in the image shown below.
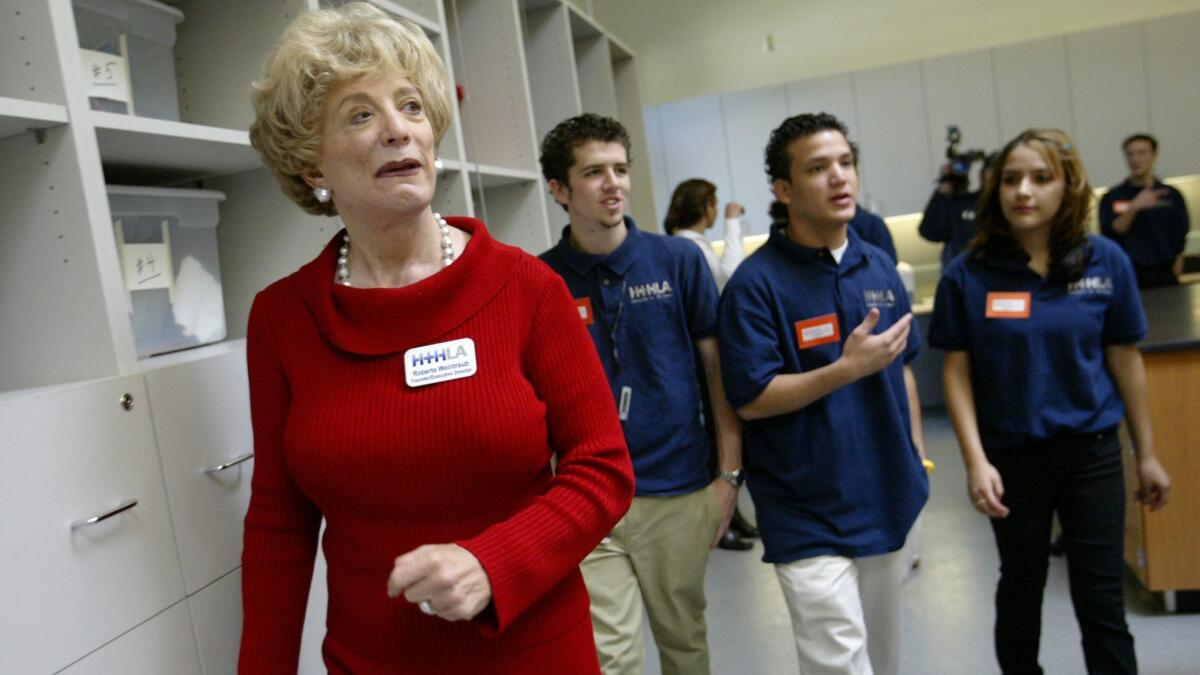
[767,223,868,271]
[554,216,641,276]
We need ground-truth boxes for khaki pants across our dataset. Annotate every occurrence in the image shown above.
[580,484,722,675]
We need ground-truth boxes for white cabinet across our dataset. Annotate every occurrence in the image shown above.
[720,85,787,236]
[1067,24,1152,188]
[1,2,647,671]
[1143,12,1200,180]
[145,344,253,594]
[920,49,1002,185]
[0,376,186,674]
[189,569,244,675]
[59,601,203,675]
[853,62,933,216]
[992,36,1075,143]
[656,94,732,231]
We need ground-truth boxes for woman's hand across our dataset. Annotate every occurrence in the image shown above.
[967,461,1009,518]
[387,543,492,621]
[1136,456,1171,511]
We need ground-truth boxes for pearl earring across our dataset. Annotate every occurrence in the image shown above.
[433,157,444,174]
[313,186,331,203]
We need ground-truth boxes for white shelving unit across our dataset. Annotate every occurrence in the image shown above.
[0,0,651,671]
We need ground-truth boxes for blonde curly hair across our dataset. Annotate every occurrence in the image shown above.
[250,2,452,216]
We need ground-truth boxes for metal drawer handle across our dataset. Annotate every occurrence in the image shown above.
[71,499,138,530]
[204,452,254,474]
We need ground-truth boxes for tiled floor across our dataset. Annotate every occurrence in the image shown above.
[643,414,1200,674]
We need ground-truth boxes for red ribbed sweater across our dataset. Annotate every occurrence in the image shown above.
[238,217,633,673]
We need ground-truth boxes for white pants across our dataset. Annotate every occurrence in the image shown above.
[774,545,910,675]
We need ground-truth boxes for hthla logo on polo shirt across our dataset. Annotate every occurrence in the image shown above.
[863,288,896,309]
[1068,276,1114,295]
[404,337,477,388]
[627,280,673,304]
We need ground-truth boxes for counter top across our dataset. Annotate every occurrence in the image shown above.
[1140,283,1200,353]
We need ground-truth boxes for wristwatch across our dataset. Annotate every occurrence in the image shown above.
[718,469,745,487]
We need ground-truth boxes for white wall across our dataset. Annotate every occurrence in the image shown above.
[595,0,1200,107]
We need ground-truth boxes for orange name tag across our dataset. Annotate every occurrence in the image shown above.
[986,292,1031,319]
[1111,200,1131,215]
[575,297,595,326]
[795,313,840,350]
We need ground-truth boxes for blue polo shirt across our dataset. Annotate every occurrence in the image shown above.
[928,235,1147,449]
[718,225,928,563]
[1099,179,1190,268]
[849,205,898,263]
[540,217,719,495]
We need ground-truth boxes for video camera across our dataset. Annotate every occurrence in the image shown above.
[942,125,988,190]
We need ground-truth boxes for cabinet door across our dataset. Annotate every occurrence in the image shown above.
[993,36,1074,142]
[853,62,934,216]
[721,85,787,237]
[58,601,202,675]
[0,376,186,674]
[1144,12,1200,179]
[189,568,243,675]
[921,49,1002,186]
[1067,24,1152,188]
[146,346,253,594]
[656,94,733,227]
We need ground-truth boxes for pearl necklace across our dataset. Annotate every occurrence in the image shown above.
[336,213,454,286]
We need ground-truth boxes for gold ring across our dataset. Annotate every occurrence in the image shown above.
[975,498,987,507]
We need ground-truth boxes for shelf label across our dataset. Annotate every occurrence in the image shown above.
[121,243,173,291]
[81,47,132,104]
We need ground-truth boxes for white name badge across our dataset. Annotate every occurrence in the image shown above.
[404,338,478,388]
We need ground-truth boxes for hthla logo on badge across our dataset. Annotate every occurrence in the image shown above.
[863,288,896,308]
[405,338,477,388]
[1068,276,1114,295]
[627,280,673,303]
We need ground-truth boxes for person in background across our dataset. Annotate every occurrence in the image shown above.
[539,114,743,675]
[663,178,746,291]
[1099,133,1191,287]
[919,155,996,271]
[239,5,633,672]
[664,178,759,552]
[720,112,928,675]
[929,128,1171,675]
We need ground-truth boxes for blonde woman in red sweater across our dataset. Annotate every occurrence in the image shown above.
[240,4,634,672]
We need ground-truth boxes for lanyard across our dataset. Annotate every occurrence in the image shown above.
[594,276,628,370]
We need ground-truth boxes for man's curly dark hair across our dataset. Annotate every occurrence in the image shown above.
[764,113,849,183]
[539,113,632,186]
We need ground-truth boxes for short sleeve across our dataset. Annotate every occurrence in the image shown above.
[928,263,970,351]
[679,242,719,339]
[718,270,787,409]
[893,270,921,364]
[1102,244,1148,345]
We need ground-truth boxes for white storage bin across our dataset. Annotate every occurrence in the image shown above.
[108,185,227,358]
[73,0,184,121]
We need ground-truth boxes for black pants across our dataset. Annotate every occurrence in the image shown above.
[987,431,1136,675]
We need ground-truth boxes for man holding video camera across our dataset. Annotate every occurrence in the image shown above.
[918,126,991,271]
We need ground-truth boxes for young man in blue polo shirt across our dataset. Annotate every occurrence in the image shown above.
[1099,132,1191,287]
[538,114,743,675]
[718,113,929,675]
